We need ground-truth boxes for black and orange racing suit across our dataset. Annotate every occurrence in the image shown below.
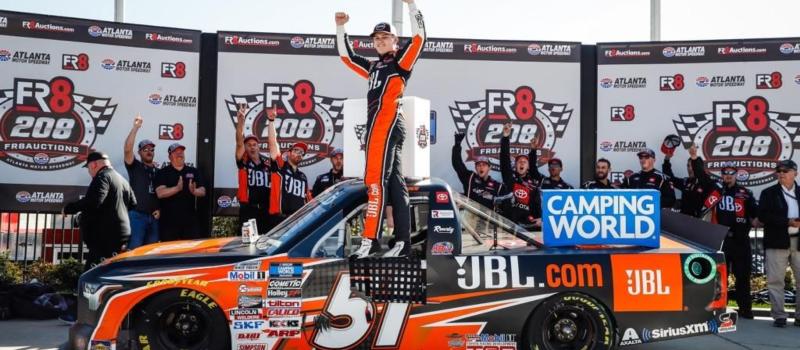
[336,3,425,241]
[500,135,541,227]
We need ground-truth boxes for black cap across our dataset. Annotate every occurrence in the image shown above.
[637,148,656,158]
[370,22,397,37]
[329,148,343,157]
[776,159,797,171]
[548,158,563,168]
[721,162,738,175]
[168,143,186,154]
[83,151,109,167]
[138,139,155,151]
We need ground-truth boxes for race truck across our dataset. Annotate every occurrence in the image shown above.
[68,178,735,350]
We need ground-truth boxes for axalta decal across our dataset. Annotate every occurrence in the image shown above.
[672,96,800,186]
[450,85,573,169]
[225,80,344,166]
[0,77,117,170]
[611,254,683,312]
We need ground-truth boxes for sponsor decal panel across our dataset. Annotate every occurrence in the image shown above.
[455,256,538,290]
[611,254,683,312]
[465,334,517,350]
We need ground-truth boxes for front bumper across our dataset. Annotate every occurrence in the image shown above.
[68,322,94,350]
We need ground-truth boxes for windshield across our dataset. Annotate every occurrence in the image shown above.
[453,192,543,247]
[255,183,349,254]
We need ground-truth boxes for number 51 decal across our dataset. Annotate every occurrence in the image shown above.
[311,273,411,349]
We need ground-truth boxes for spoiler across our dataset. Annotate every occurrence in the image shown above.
[660,209,728,251]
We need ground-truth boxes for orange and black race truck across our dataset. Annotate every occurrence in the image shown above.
[68,178,736,350]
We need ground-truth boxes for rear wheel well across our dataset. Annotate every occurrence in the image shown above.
[520,292,619,350]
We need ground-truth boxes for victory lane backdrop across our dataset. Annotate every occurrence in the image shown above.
[214,31,581,214]
[0,10,200,211]
[596,38,800,196]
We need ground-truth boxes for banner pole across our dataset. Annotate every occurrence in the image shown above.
[650,0,661,41]
[115,0,125,22]
[392,0,403,37]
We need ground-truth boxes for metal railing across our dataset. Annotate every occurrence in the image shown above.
[0,212,85,269]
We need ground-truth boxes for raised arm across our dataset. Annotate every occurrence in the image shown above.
[451,132,471,186]
[336,12,370,79]
[499,123,514,189]
[396,0,426,72]
[266,107,281,160]
[235,104,247,160]
[528,134,543,181]
[124,114,142,165]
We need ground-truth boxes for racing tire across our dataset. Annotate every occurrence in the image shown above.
[131,289,230,350]
[523,293,617,350]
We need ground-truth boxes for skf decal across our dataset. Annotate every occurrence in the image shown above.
[0,77,116,170]
[450,86,573,169]
[225,80,345,166]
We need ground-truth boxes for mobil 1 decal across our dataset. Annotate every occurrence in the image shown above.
[673,95,800,186]
[225,80,344,166]
[0,76,115,170]
[449,85,573,169]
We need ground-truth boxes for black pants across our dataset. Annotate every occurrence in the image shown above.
[160,220,199,241]
[723,236,752,312]
[239,202,275,234]
[364,113,409,244]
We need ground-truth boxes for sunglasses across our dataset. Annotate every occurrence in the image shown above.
[291,149,305,156]
[638,155,652,159]
[777,168,793,173]
[140,148,154,152]
[721,169,737,175]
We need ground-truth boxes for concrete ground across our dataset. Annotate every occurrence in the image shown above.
[0,312,797,349]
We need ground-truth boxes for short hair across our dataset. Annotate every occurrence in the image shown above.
[596,158,611,167]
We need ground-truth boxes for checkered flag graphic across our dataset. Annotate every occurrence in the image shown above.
[536,101,573,138]
[73,94,116,134]
[355,124,367,151]
[0,89,12,104]
[672,112,713,147]
[315,95,346,133]
[225,93,263,124]
[771,111,800,149]
[449,100,485,131]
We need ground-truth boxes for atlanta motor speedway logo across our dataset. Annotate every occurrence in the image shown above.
[673,96,800,186]
[450,85,573,169]
[225,80,344,166]
[0,76,116,171]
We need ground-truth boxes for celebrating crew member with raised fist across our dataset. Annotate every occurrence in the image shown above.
[499,123,542,228]
[662,143,715,218]
[265,107,312,221]
[702,162,758,319]
[234,104,274,233]
[452,132,505,210]
[336,0,426,258]
[123,114,160,249]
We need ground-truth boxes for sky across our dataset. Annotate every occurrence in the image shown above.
[0,0,798,43]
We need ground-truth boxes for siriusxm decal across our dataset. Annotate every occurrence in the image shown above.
[542,190,660,247]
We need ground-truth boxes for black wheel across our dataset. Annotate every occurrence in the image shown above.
[132,289,230,350]
[523,293,617,350]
